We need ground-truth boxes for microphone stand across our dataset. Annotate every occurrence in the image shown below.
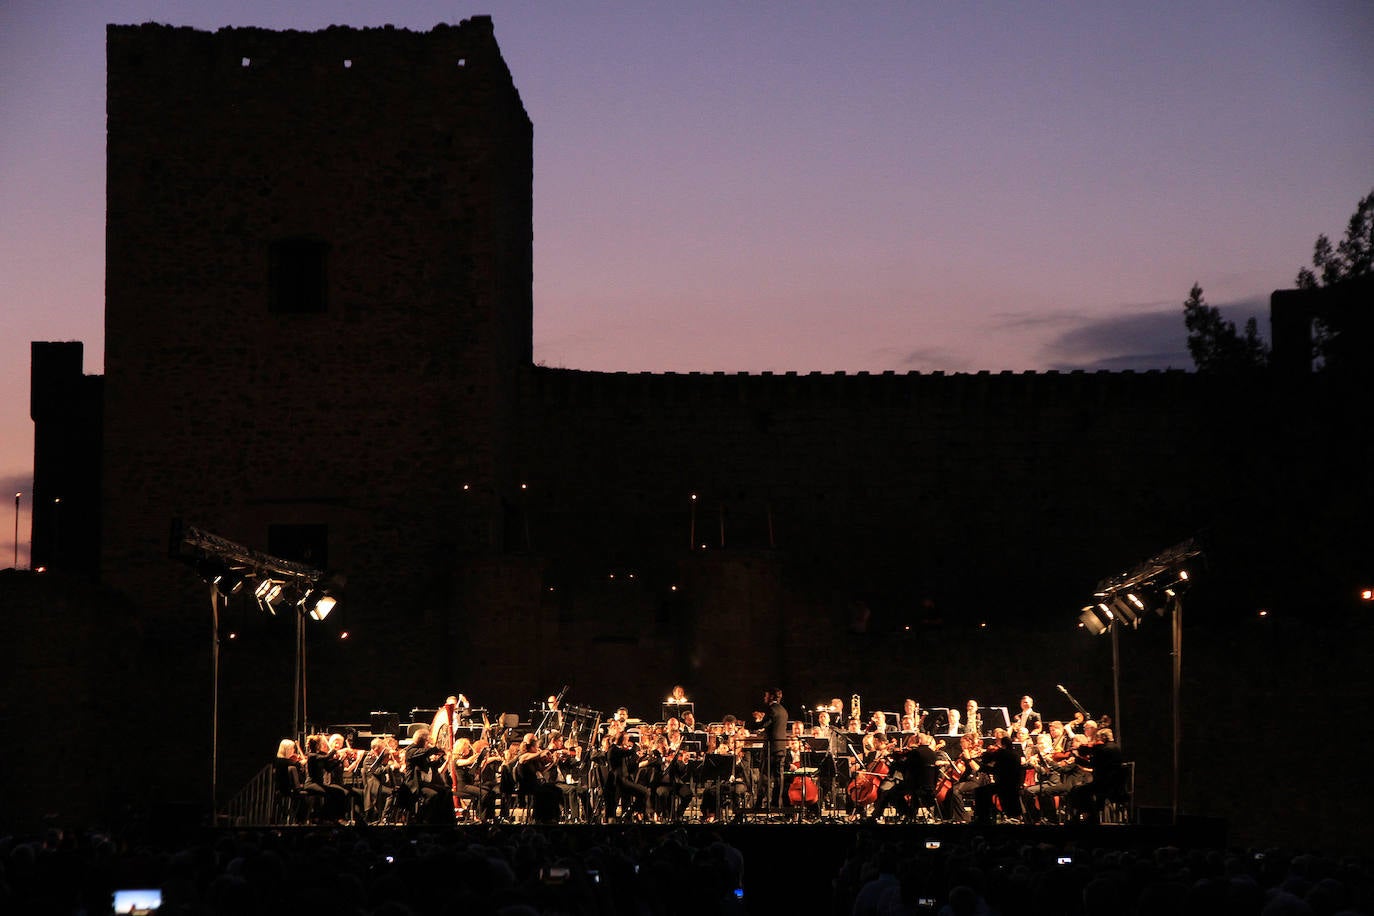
[1057,684,1092,723]
[534,684,570,740]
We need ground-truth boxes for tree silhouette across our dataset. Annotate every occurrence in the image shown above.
[1182,283,1269,373]
[1295,189,1373,369]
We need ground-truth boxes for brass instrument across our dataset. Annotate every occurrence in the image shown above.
[851,694,861,726]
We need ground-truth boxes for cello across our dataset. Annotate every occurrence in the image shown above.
[786,740,820,806]
[847,746,888,808]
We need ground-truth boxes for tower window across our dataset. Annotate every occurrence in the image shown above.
[269,238,329,313]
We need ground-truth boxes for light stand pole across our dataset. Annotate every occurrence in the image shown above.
[294,607,308,740]
[12,492,19,569]
[1171,596,1183,822]
[210,585,222,820]
[1110,620,1123,751]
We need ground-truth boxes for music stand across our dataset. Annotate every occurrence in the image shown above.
[662,701,693,721]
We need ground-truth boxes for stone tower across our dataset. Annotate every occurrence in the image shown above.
[102,20,532,738]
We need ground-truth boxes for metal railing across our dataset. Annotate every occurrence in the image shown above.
[221,764,275,826]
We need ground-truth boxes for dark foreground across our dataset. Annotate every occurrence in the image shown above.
[7,817,1373,915]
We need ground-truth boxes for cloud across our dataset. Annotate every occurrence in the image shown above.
[1039,295,1269,371]
[891,346,974,372]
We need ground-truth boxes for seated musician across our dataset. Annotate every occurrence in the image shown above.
[304,734,349,824]
[516,732,563,824]
[972,735,1024,824]
[326,733,366,823]
[657,735,697,821]
[361,737,393,823]
[552,733,591,822]
[1021,732,1058,825]
[948,731,986,822]
[609,729,651,821]
[404,725,452,824]
[784,735,822,819]
[698,730,743,822]
[451,735,495,821]
[273,739,308,823]
[1066,727,1124,824]
[873,732,933,822]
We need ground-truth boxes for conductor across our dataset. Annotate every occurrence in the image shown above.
[758,687,789,810]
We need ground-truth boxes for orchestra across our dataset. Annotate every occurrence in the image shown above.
[271,685,1128,826]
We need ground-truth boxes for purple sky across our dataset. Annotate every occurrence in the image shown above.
[2,1,1371,565]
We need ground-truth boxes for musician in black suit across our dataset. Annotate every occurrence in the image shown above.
[405,725,452,824]
[756,687,789,811]
[1067,728,1125,824]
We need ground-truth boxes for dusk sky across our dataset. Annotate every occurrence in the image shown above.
[2,1,1371,565]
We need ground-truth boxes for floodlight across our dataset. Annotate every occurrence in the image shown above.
[310,594,337,620]
[1113,595,1140,626]
[1079,606,1109,636]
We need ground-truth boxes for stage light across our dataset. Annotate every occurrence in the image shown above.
[215,569,246,596]
[255,579,284,614]
[309,594,336,621]
[299,585,337,621]
[1079,606,1109,636]
[1113,596,1140,626]
[1258,609,1269,617]
[1360,588,1372,602]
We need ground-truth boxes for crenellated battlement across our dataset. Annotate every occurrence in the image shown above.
[106,19,520,103]
[527,364,1196,411]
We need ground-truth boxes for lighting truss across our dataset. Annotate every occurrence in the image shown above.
[170,519,335,617]
[1091,537,1202,604]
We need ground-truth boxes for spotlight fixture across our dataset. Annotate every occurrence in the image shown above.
[1360,588,1372,602]
[1079,606,1109,636]
[1113,595,1140,626]
[255,579,284,614]
[299,585,337,621]
[214,568,246,596]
